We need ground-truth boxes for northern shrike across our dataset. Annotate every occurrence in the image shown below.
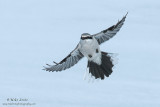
[43,13,127,80]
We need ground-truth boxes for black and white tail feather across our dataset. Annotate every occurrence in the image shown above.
[84,52,117,81]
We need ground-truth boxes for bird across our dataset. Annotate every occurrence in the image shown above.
[43,13,127,80]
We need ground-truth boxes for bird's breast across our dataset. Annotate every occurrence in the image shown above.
[79,38,101,64]
[80,39,98,54]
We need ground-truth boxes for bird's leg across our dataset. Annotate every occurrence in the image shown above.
[83,67,89,80]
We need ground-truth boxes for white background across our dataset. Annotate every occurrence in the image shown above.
[0,0,160,107]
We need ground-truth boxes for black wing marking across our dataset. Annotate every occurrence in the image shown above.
[92,13,128,45]
[43,44,84,72]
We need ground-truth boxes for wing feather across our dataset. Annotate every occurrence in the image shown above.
[92,13,128,45]
[43,44,84,72]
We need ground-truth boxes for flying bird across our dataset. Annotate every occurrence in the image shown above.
[43,13,127,80]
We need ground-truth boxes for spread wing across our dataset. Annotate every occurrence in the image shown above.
[43,44,84,72]
[92,13,128,45]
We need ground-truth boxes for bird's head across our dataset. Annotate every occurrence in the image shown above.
[81,33,93,40]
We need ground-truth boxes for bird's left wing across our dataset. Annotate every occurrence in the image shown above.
[43,44,84,72]
[92,13,127,45]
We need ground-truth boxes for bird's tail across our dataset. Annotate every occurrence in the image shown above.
[87,51,115,80]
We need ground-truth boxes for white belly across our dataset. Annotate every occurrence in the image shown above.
[79,37,102,65]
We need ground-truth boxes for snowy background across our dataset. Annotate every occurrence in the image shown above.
[0,0,160,107]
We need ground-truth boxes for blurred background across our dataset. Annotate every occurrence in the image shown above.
[0,0,160,107]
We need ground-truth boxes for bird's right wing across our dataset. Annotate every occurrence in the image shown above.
[43,44,84,72]
[92,13,127,45]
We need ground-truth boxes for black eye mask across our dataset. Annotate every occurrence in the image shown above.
[81,36,93,40]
